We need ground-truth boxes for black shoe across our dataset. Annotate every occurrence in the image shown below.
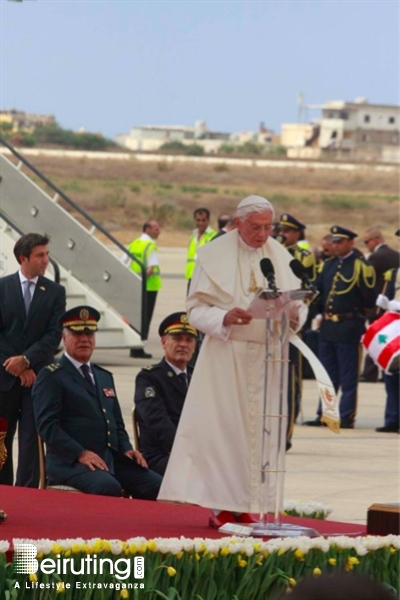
[359,376,377,383]
[130,349,153,359]
[375,425,399,433]
[303,418,324,427]
[340,421,354,429]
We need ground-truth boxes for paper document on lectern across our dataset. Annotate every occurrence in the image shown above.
[249,288,340,433]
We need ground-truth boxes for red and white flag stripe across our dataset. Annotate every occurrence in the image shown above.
[362,311,400,372]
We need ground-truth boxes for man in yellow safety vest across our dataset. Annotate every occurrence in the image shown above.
[123,221,161,359]
[185,208,216,294]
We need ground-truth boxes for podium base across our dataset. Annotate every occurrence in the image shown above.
[251,522,320,538]
[218,521,319,538]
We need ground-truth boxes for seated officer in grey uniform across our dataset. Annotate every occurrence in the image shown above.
[134,312,197,475]
[32,305,162,498]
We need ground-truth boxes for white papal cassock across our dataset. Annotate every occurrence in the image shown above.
[158,230,306,514]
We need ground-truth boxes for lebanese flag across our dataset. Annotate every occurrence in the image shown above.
[362,311,400,373]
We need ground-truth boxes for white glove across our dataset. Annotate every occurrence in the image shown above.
[387,299,400,312]
[376,294,389,310]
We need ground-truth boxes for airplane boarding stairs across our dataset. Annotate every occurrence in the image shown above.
[0,137,146,350]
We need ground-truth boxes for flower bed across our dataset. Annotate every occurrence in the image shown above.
[1,535,399,599]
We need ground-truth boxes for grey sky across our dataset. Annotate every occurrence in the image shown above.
[1,1,398,140]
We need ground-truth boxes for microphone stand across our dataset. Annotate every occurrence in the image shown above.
[251,284,318,538]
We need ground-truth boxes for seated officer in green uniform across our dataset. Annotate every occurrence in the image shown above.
[134,312,198,475]
[32,305,162,498]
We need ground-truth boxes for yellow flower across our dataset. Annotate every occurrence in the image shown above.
[139,542,148,553]
[313,567,322,577]
[128,542,137,554]
[52,543,63,554]
[256,555,263,565]
[288,578,297,587]
[103,541,111,553]
[29,573,38,583]
[345,556,360,572]
[37,552,43,559]
[195,553,200,561]
[262,550,269,558]
[253,542,261,552]
[57,583,65,594]
[176,551,183,560]
[278,547,286,556]
[120,590,129,599]
[92,540,103,553]
[71,543,82,554]
[294,548,304,561]
[167,566,177,577]
[220,547,230,556]
[147,540,157,552]
[390,548,396,555]
[328,558,337,566]
[237,558,247,568]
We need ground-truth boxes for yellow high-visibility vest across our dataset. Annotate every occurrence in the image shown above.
[185,228,217,280]
[127,238,161,291]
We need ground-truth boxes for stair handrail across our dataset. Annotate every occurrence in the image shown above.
[0,137,148,339]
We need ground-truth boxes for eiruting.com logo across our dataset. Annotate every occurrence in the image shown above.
[13,543,145,581]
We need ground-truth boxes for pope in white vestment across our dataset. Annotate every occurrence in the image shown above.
[158,197,306,515]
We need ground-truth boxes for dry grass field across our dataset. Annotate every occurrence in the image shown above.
[26,154,399,250]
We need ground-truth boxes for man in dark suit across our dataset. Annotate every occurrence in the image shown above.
[0,233,66,487]
[32,306,161,498]
[360,227,400,382]
[304,226,377,429]
[134,312,197,475]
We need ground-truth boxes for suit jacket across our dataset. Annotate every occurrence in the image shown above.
[134,358,192,466]
[368,244,400,293]
[0,272,66,392]
[32,354,133,484]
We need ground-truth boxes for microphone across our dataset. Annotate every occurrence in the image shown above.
[289,258,316,292]
[260,258,279,293]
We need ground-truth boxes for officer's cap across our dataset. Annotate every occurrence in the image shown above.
[279,214,306,231]
[59,305,101,332]
[330,225,358,242]
[158,312,198,337]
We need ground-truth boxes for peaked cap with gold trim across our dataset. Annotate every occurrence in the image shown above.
[330,225,357,241]
[158,312,198,337]
[279,213,306,231]
[59,305,101,332]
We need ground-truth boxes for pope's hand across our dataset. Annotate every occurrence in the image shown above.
[223,308,253,327]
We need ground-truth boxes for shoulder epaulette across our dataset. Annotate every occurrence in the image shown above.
[45,363,61,373]
[384,268,395,282]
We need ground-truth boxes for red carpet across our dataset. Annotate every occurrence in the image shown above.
[0,486,365,542]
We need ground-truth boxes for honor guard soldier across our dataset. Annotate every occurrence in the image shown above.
[277,214,318,448]
[134,312,198,475]
[305,226,377,429]
[278,214,318,282]
[33,305,162,498]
